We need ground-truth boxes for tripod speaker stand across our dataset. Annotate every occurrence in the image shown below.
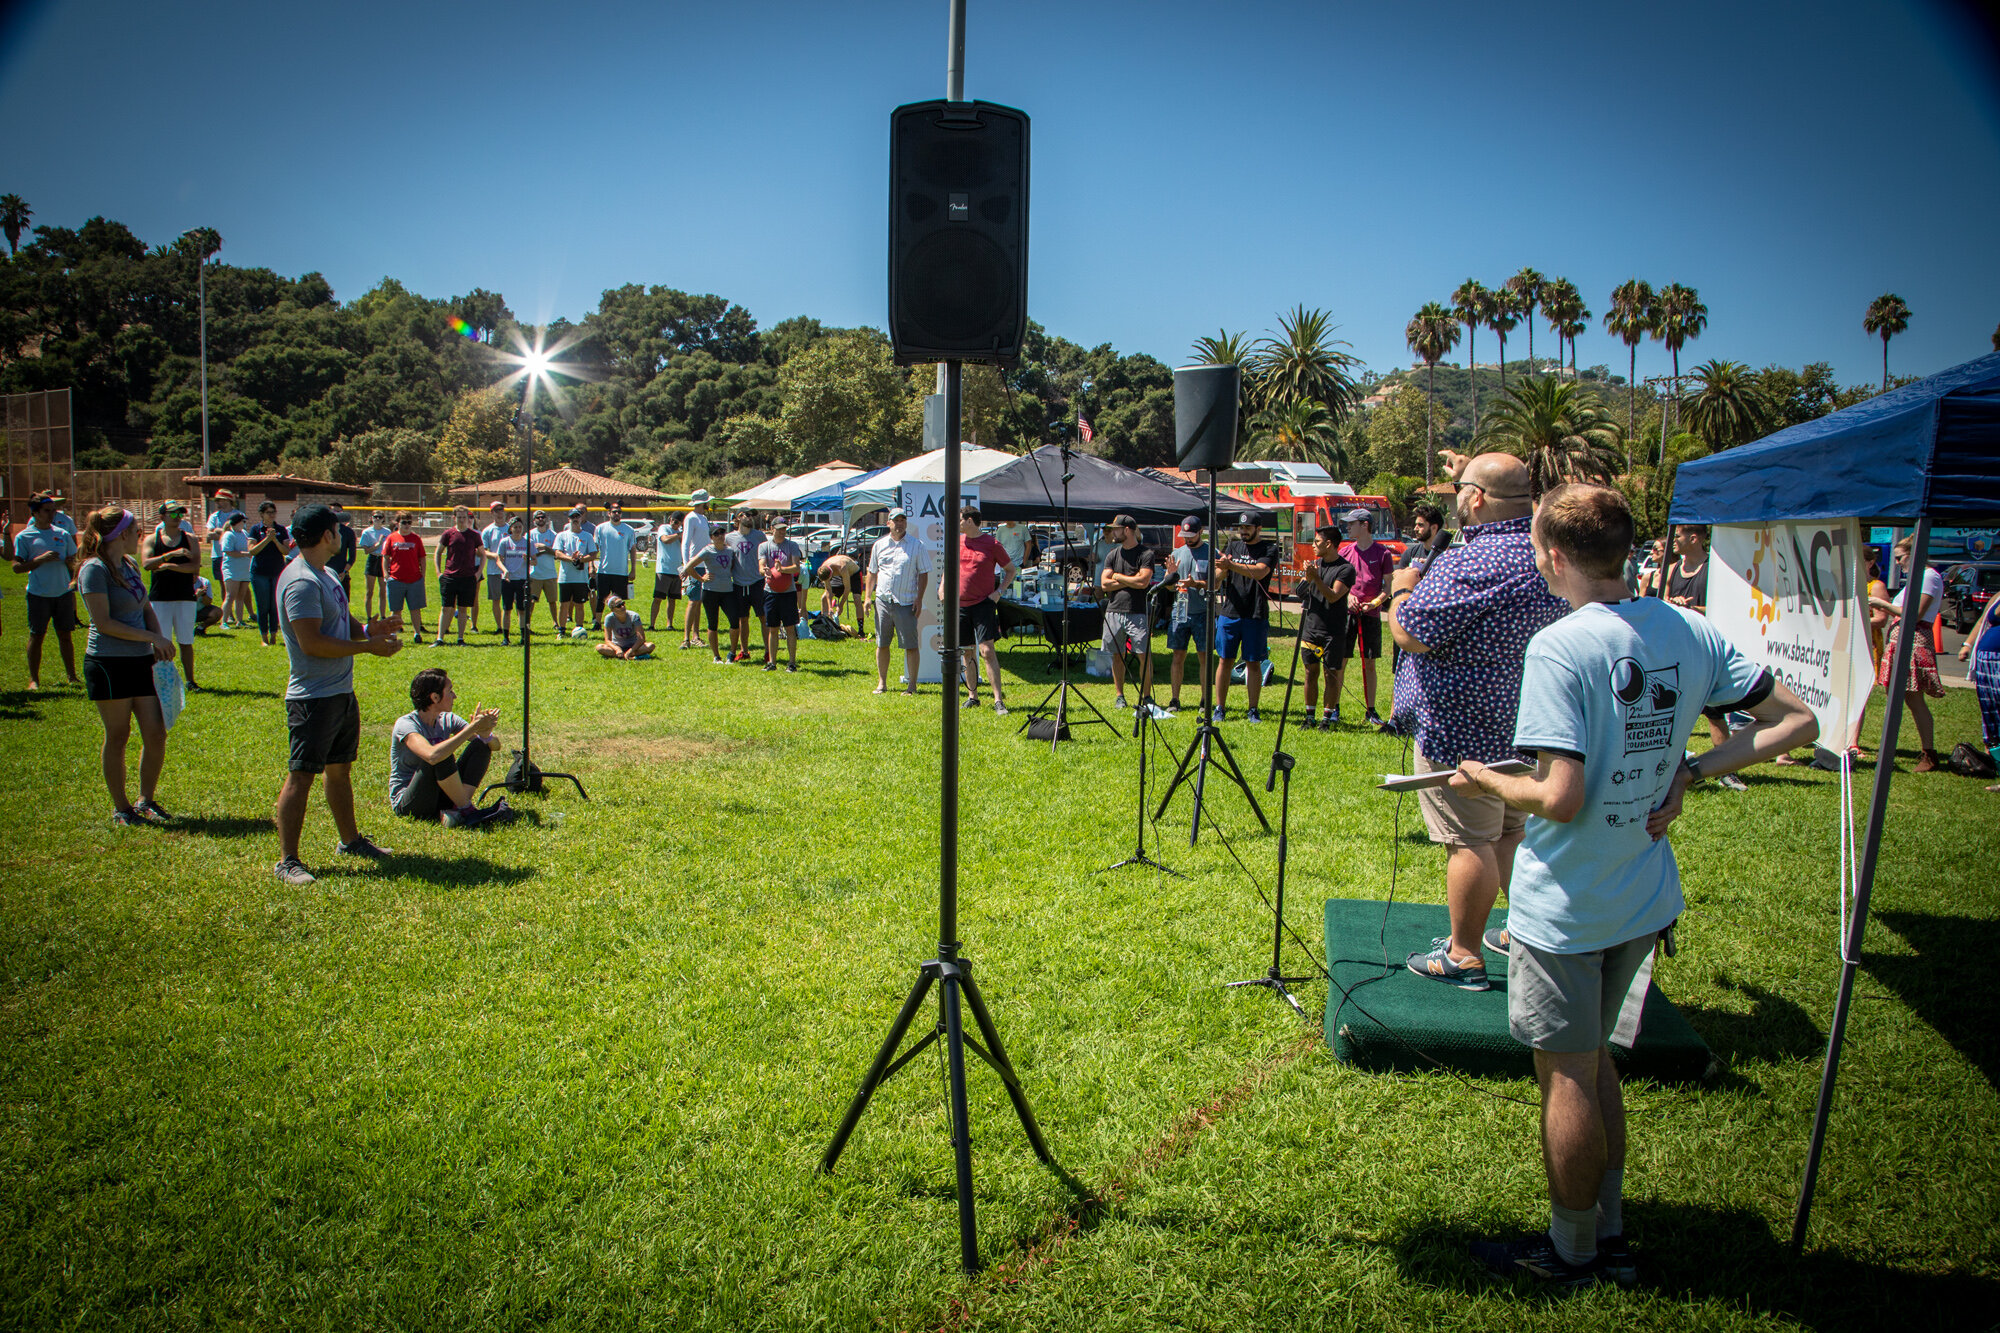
[481,402,586,803]
[1020,438,1112,748]
[1151,473,1268,844]
[1102,641,1183,877]
[1223,634,1314,1016]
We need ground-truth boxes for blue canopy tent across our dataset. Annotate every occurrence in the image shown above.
[1671,351,2000,1254]
[795,465,891,516]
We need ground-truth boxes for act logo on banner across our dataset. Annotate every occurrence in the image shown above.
[899,482,978,685]
[1708,520,1873,745]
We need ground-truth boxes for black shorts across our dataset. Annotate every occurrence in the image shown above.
[27,591,78,635]
[703,594,744,633]
[559,581,590,604]
[501,578,529,609]
[440,574,480,608]
[598,573,631,600]
[1344,615,1383,660]
[654,573,682,599]
[960,600,1002,646]
[83,653,157,702]
[286,692,361,773]
[365,554,384,579]
[764,591,800,626]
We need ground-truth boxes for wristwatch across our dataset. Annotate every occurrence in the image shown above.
[1681,753,1702,782]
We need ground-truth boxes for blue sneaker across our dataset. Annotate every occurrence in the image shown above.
[1469,1233,1605,1290]
[1245,708,1261,724]
[1211,706,1226,725]
[1406,938,1490,990]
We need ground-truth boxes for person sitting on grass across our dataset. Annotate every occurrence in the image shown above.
[1446,483,1815,1290]
[597,595,654,660]
[388,667,512,827]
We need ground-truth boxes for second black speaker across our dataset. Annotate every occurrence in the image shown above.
[888,99,1029,368]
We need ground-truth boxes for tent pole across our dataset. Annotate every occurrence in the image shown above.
[1789,515,1931,1255]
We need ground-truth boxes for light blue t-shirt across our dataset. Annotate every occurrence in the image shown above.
[480,521,510,575]
[13,523,77,597]
[277,555,355,700]
[655,532,683,574]
[528,527,558,580]
[594,521,636,577]
[357,524,390,556]
[1506,599,1769,955]
[206,509,243,552]
[552,529,594,584]
[497,535,530,579]
[221,529,253,581]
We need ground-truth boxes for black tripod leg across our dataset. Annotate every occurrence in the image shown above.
[1268,628,1306,792]
[1153,729,1203,820]
[940,970,980,1274]
[818,969,936,1175]
[1205,729,1272,831]
[961,973,1055,1165]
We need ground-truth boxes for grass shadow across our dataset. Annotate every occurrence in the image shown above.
[183,684,276,699]
[319,853,534,888]
[168,814,274,840]
[0,688,48,721]
[1867,910,2000,1090]
[1388,1203,1998,1328]
[1679,974,1826,1064]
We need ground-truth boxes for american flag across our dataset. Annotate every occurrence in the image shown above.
[1076,412,1093,444]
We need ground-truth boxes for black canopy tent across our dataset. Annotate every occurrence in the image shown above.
[1670,350,2000,1253]
[974,445,1271,527]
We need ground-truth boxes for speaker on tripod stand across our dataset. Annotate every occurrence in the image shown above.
[1152,363,1269,844]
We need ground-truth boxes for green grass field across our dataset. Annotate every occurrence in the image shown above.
[2,567,1996,1331]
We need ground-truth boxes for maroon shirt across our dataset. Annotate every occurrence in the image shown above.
[440,526,484,578]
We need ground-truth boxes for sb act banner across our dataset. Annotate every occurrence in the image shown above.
[898,481,979,685]
[1708,520,1874,746]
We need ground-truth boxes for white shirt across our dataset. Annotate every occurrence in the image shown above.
[682,511,711,565]
[1897,566,1945,626]
[871,532,933,605]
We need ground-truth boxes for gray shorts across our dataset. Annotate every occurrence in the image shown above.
[1102,608,1150,654]
[485,572,505,600]
[387,579,427,612]
[876,599,918,649]
[1508,932,1658,1053]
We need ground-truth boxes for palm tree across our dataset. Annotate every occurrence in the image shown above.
[0,195,30,256]
[1862,294,1911,392]
[1681,358,1774,449]
[1542,278,1586,378]
[1653,283,1707,384]
[1250,398,1346,476]
[1405,301,1460,488]
[1487,292,1520,393]
[1249,306,1362,422]
[1506,267,1546,374]
[1451,278,1490,434]
[1604,279,1656,464]
[1476,377,1623,498]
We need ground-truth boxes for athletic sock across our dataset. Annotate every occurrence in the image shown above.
[1595,1167,1625,1239]
[1548,1202,1597,1266]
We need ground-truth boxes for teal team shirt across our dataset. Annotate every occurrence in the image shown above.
[1506,599,1770,955]
[12,524,78,597]
[594,521,635,577]
[552,530,593,584]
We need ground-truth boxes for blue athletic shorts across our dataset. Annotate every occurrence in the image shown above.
[1214,615,1267,663]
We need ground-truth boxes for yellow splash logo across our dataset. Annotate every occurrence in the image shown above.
[1747,527,1781,635]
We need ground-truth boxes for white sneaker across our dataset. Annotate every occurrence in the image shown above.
[1113,695,1129,709]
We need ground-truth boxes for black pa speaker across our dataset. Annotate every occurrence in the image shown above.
[889,99,1029,368]
[1173,363,1241,472]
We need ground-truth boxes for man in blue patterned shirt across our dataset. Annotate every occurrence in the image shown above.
[1387,452,1569,990]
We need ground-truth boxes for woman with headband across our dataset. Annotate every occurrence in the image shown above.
[76,506,177,826]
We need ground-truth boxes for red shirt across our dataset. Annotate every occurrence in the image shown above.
[384,531,425,583]
[957,533,1011,604]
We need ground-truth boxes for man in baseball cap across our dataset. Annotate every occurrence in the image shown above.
[479,500,510,635]
[205,489,244,587]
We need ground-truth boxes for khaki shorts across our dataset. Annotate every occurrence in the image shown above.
[530,576,558,600]
[1508,932,1658,1053]
[1415,749,1527,848]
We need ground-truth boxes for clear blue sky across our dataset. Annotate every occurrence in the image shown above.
[3,0,1996,388]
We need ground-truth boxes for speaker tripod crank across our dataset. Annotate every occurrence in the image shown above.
[1225,749,1311,1019]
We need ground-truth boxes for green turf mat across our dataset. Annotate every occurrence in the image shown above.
[1323,898,1715,1083]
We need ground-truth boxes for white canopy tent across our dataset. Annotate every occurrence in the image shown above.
[840,445,1017,514]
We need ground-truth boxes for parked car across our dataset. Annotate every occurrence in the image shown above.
[1941,561,2000,633]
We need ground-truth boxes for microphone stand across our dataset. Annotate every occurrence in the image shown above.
[1153,472,1268,843]
[1223,610,1312,1015]
[1102,644,1182,876]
